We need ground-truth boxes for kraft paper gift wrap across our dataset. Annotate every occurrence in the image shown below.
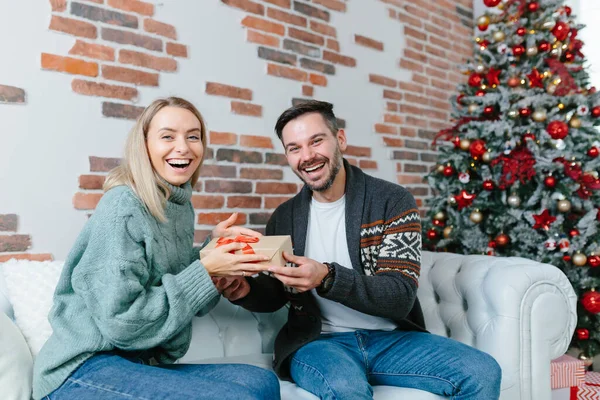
[199,235,293,268]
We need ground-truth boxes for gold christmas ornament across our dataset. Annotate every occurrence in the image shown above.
[558,103,565,110]
[482,151,492,163]
[443,226,453,239]
[507,194,521,207]
[532,109,547,122]
[477,15,490,26]
[579,352,594,368]
[468,104,478,114]
[542,19,555,30]
[508,109,519,119]
[436,164,445,173]
[550,47,562,58]
[448,196,457,206]
[460,139,471,151]
[557,199,572,213]
[547,84,557,94]
[475,64,486,73]
[434,211,446,221]
[570,117,582,128]
[492,31,506,42]
[526,46,538,57]
[573,252,588,267]
[469,209,483,224]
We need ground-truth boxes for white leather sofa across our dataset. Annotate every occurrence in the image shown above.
[0,251,577,400]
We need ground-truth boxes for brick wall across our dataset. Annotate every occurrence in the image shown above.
[0,215,53,262]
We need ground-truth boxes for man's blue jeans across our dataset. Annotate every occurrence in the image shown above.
[290,330,501,400]
[46,352,280,400]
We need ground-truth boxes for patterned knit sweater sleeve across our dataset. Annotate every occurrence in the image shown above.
[320,187,422,321]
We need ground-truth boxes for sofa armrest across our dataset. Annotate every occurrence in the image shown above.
[420,252,577,400]
[0,312,33,400]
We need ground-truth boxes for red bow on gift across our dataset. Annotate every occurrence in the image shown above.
[216,236,259,255]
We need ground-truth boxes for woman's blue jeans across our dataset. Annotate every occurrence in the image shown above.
[290,330,501,400]
[46,352,280,400]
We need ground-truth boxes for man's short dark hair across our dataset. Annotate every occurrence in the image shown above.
[274,100,339,141]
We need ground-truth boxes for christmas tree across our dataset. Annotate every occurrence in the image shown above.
[422,0,600,360]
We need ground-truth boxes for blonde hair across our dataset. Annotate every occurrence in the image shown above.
[104,97,207,222]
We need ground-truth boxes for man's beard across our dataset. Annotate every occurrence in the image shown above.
[295,145,343,192]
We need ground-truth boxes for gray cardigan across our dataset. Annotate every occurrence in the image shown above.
[236,160,427,379]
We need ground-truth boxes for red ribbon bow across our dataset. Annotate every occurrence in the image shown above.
[216,236,259,255]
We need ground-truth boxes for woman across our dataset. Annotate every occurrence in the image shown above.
[33,97,280,400]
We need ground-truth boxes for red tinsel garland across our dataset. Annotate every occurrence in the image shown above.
[491,146,536,189]
[432,117,481,147]
[545,58,580,95]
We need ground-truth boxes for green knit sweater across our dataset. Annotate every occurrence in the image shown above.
[32,183,220,399]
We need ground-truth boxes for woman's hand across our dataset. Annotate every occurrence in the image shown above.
[212,212,263,238]
[212,276,251,301]
[201,242,270,277]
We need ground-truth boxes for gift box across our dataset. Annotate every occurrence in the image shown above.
[552,371,600,400]
[551,354,586,389]
[199,235,293,268]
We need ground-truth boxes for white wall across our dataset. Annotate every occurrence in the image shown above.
[0,1,408,259]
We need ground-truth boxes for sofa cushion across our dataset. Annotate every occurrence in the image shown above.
[0,311,33,400]
[0,259,63,357]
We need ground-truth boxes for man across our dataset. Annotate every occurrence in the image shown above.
[215,100,501,399]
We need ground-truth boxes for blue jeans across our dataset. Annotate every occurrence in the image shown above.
[46,352,280,400]
[290,330,501,400]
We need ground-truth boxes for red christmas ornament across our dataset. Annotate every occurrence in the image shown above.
[544,176,557,188]
[479,40,490,50]
[527,68,543,88]
[591,106,600,118]
[527,2,539,12]
[532,209,557,230]
[564,255,572,262]
[507,76,521,87]
[582,290,600,314]
[432,219,445,227]
[546,120,569,139]
[523,132,536,141]
[577,328,590,340]
[456,94,465,104]
[483,106,495,116]
[564,6,572,16]
[538,41,550,52]
[475,90,486,97]
[495,233,510,247]
[519,107,532,117]
[454,190,476,210]
[516,27,527,36]
[468,73,483,87]
[552,21,571,42]
[478,23,489,32]
[452,136,461,148]
[483,180,495,191]
[427,229,439,240]
[569,229,580,237]
[443,165,455,176]
[488,240,497,248]
[564,51,575,63]
[589,255,600,268]
[470,139,487,158]
[483,0,501,6]
[597,208,600,221]
[588,147,599,158]
[513,45,526,57]
[486,68,501,86]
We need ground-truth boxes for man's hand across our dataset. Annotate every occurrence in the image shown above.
[267,252,329,293]
[212,212,263,238]
[212,276,250,301]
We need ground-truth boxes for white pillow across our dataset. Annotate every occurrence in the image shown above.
[0,259,63,358]
[0,311,33,400]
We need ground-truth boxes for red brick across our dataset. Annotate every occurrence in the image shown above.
[310,20,336,37]
[42,53,98,77]
[383,137,404,147]
[227,196,262,208]
[205,180,253,193]
[49,15,97,38]
[69,40,115,61]
[266,153,288,165]
[302,85,314,96]
[400,127,417,137]
[191,195,225,209]
[247,30,280,47]
[71,2,138,28]
[425,45,446,58]
[166,42,187,58]
[240,168,283,180]
[267,63,308,82]
[78,174,106,189]
[374,123,398,135]
[346,157,358,166]
[413,73,429,85]
[0,253,53,262]
[397,174,425,184]
[322,51,356,67]
[206,82,251,101]
[404,163,428,173]
[359,160,378,170]
[404,26,426,41]
[102,27,162,52]
[216,149,263,164]
[312,0,345,12]
[386,102,398,112]
[405,4,429,20]
[267,8,306,27]
[210,131,238,145]
[102,102,145,119]
[424,23,447,39]
[309,73,327,86]
[405,93,429,105]
[399,58,424,73]
[265,196,292,209]
[102,65,159,86]
[50,0,66,11]
[90,156,121,172]
[198,213,247,225]
[231,101,262,117]
[0,85,25,103]
[119,50,176,72]
[399,81,424,93]
[73,192,103,210]
[404,49,427,64]
[406,38,424,51]
[256,182,298,194]
[405,116,428,128]
[392,150,419,161]
[143,18,177,39]
[242,16,285,36]
[199,165,237,178]
[240,135,274,149]
[344,145,371,157]
[221,0,264,15]
[355,35,384,51]
[384,113,403,124]
[369,74,396,87]
[249,212,271,225]
[72,79,138,101]
[258,47,297,66]
[388,8,397,18]
[293,2,330,21]
[383,90,402,100]
[289,27,325,46]
[263,0,290,7]
[326,38,339,52]
[397,12,423,28]
[0,215,17,231]
[107,0,154,16]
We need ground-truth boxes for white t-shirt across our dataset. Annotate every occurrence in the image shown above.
[305,196,397,333]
